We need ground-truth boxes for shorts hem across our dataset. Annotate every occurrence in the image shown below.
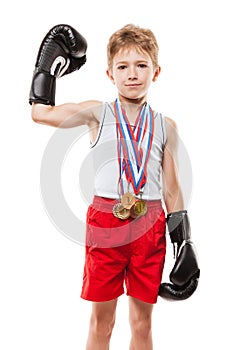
[80,290,124,302]
[127,292,158,304]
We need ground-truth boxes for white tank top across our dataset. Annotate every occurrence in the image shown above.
[91,102,166,200]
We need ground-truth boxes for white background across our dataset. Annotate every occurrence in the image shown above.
[1,0,233,349]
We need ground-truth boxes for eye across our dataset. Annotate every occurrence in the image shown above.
[117,65,127,70]
[138,63,147,68]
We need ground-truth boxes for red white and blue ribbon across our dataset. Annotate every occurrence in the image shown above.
[114,98,154,195]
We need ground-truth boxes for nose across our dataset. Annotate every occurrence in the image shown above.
[128,65,138,80]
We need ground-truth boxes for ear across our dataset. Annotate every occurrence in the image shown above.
[152,66,161,82]
[106,69,115,84]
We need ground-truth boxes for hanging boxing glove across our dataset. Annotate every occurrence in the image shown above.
[159,210,200,300]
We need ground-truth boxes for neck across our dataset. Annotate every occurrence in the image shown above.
[118,94,147,106]
[117,96,147,124]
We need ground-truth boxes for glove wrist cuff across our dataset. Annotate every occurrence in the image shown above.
[167,210,191,244]
[29,70,56,106]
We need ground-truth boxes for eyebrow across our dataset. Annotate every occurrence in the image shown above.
[115,59,149,65]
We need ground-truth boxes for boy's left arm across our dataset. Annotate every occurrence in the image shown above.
[159,117,200,301]
[162,117,184,213]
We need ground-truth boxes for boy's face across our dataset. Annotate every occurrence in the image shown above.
[107,47,160,103]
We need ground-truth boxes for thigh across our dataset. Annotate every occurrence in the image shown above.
[91,298,118,319]
[81,197,130,302]
[126,208,166,304]
[129,296,153,322]
[81,245,128,302]
[90,299,118,330]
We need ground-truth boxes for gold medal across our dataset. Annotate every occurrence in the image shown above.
[121,192,136,209]
[130,199,147,219]
[112,203,130,220]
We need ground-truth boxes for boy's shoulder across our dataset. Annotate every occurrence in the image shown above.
[81,100,104,124]
[164,116,177,129]
[163,116,179,147]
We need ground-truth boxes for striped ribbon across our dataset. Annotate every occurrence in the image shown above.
[114,98,154,195]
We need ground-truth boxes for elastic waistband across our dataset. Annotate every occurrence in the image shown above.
[91,195,162,213]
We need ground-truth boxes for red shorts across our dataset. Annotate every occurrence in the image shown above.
[81,196,166,304]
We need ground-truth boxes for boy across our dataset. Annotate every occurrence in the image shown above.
[30,24,199,350]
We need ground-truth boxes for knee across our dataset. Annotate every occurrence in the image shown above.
[130,315,152,339]
[90,314,115,339]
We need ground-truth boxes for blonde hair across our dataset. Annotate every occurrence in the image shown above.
[107,24,159,70]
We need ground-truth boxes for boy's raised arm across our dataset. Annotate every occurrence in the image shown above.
[31,100,102,128]
[29,24,102,128]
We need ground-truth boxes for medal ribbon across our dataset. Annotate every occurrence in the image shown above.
[114,98,154,195]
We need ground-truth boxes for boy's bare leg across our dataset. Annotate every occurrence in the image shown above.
[86,298,118,350]
[129,297,154,350]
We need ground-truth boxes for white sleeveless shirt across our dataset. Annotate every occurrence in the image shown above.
[91,102,166,200]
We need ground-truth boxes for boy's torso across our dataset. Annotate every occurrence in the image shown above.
[87,102,166,200]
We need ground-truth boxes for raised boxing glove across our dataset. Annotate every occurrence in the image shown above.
[159,210,200,300]
[29,24,87,106]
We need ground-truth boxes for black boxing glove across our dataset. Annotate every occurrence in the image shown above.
[29,24,87,106]
[159,210,200,300]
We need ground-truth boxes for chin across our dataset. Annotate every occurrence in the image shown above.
[120,92,144,100]
[125,95,146,103]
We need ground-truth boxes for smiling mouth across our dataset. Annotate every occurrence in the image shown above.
[125,84,141,87]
